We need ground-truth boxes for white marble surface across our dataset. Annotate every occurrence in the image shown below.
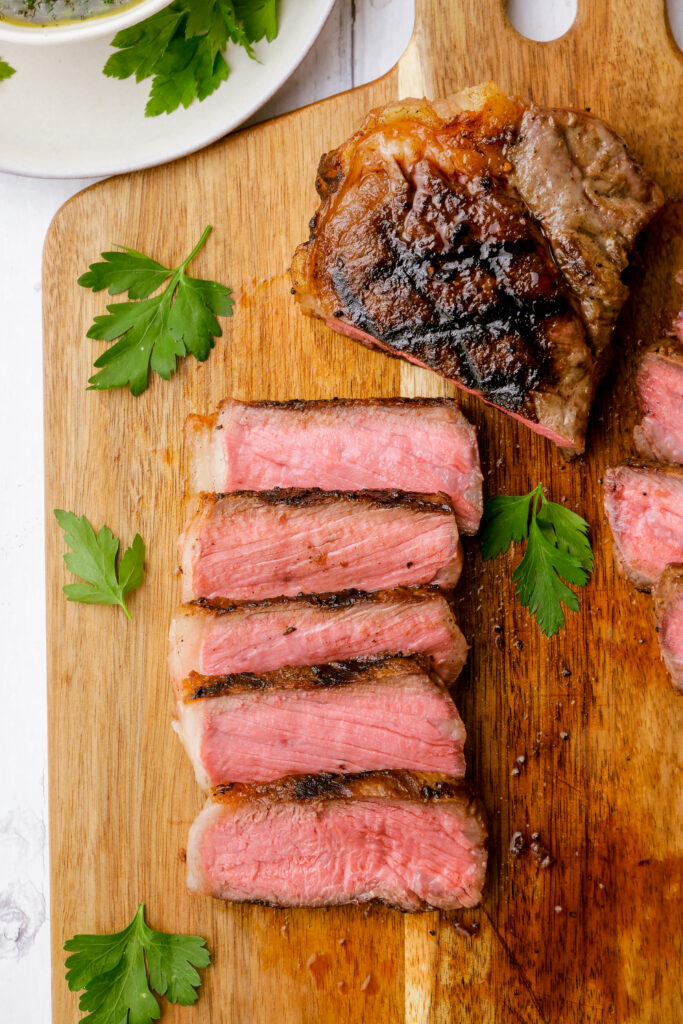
[1,1,682,1020]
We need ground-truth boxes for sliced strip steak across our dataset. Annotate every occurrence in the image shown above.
[186,397,483,535]
[168,588,468,696]
[186,770,487,910]
[653,565,683,692]
[603,464,683,589]
[634,349,683,465]
[179,489,462,603]
[174,655,467,788]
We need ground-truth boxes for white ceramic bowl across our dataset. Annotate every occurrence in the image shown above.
[0,0,170,45]
[0,0,336,176]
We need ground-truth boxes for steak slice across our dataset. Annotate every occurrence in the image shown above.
[624,201,683,464]
[186,770,487,910]
[186,397,483,535]
[179,489,462,603]
[603,464,683,589]
[174,655,467,788]
[653,565,683,692]
[634,348,683,465]
[168,588,467,696]
[290,82,662,453]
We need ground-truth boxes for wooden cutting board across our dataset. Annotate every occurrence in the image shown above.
[44,1,683,1021]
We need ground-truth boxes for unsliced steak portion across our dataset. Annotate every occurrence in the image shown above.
[291,82,662,453]
[168,589,467,696]
[603,464,683,589]
[186,397,483,534]
[653,565,683,692]
[179,489,462,602]
[175,655,466,788]
[186,771,487,910]
[634,349,683,464]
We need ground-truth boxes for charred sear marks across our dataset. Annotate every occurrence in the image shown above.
[184,654,432,701]
[329,176,573,411]
[192,584,444,616]
[296,112,582,414]
[208,487,454,514]
[212,770,483,812]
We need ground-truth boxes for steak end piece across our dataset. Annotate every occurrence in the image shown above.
[603,463,683,590]
[653,565,683,692]
[168,588,468,697]
[290,82,663,454]
[186,770,487,911]
[185,397,484,535]
[510,105,663,370]
[179,489,463,603]
[174,655,467,788]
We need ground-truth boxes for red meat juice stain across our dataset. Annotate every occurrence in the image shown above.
[306,952,331,989]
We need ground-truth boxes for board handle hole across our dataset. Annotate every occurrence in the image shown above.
[668,0,683,50]
[507,0,577,40]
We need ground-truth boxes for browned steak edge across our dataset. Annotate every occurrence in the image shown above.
[190,584,450,616]
[198,488,456,515]
[183,653,437,701]
[212,770,484,809]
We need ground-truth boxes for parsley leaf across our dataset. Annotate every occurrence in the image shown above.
[480,491,535,560]
[481,483,594,637]
[235,0,279,41]
[103,0,279,117]
[64,903,210,1023]
[79,225,233,395]
[54,509,145,620]
[0,58,16,81]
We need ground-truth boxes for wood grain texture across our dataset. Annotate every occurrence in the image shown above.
[44,2,682,1022]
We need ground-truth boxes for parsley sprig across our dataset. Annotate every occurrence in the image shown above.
[0,58,15,81]
[79,225,233,395]
[103,0,279,117]
[54,509,145,619]
[64,903,210,1023]
[481,483,594,637]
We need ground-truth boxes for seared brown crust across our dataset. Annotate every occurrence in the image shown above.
[198,488,455,515]
[182,653,437,701]
[212,770,485,814]
[654,564,683,604]
[215,396,471,415]
[608,459,683,479]
[510,105,664,367]
[189,584,449,617]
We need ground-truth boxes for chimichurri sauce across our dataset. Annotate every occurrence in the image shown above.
[0,0,142,25]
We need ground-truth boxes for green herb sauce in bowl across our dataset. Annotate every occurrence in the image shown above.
[0,0,143,25]
[0,0,168,41]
